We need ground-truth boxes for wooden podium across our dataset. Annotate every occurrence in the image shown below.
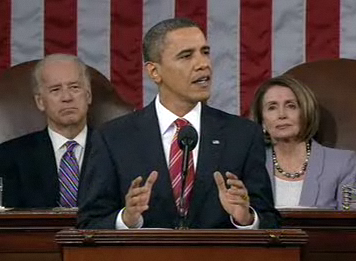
[280,209,356,261]
[2,209,356,261]
[56,229,308,261]
[0,209,76,261]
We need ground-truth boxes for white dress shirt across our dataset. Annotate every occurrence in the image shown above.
[156,96,201,169]
[116,96,258,229]
[47,126,88,171]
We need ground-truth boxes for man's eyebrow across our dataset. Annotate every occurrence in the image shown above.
[47,80,79,88]
[176,48,194,57]
[175,45,210,57]
[68,81,80,85]
[47,83,61,88]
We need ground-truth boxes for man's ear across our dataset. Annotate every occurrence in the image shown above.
[86,86,92,105]
[145,62,161,84]
[34,94,45,112]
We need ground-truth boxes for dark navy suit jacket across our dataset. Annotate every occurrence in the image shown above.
[78,101,279,229]
[0,128,92,208]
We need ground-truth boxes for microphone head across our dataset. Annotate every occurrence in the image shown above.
[177,125,198,151]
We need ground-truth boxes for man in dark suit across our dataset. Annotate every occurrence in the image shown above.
[0,54,92,208]
[78,18,279,229]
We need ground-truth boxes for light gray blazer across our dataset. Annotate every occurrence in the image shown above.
[266,140,356,210]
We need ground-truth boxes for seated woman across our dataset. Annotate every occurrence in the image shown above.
[250,75,356,209]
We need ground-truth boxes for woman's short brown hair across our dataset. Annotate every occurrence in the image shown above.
[250,74,319,143]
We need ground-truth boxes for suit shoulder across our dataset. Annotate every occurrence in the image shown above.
[97,108,146,135]
[0,130,46,149]
[321,144,356,158]
[0,130,48,162]
[313,141,356,166]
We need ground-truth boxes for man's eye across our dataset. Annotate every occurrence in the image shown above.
[49,88,60,93]
[180,54,191,59]
[70,85,81,91]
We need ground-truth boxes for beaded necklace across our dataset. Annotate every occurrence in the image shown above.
[272,142,311,179]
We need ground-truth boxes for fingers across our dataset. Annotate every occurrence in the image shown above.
[214,171,227,192]
[128,171,158,197]
[127,177,148,199]
[226,171,244,188]
[218,171,249,202]
[131,176,143,189]
[215,171,251,222]
[144,171,158,190]
[123,172,159,227]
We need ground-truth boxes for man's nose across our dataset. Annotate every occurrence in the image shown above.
[60,88,73,101]
[194,54,211,70]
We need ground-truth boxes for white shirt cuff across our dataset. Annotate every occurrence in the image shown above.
[115,208,144,229]
[230,207,259,229]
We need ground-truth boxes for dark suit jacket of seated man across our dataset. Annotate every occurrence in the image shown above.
[77,18,280,229]
[0,53,92,208]
[0,128,92,208]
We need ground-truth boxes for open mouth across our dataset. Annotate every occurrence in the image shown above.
[192,75,211,85]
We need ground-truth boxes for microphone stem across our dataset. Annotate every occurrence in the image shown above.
[178,145,189,229]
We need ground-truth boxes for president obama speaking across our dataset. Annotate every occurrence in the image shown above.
[77,18,279,229]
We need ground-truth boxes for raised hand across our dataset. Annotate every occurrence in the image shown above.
[122,171,158,227]
[214,171,253,226]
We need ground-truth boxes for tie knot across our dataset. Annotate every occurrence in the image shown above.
[174,118,190,129]
[65,140,78,153]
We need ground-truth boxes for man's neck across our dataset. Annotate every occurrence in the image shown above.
[158,97,197,117]
[48,123,86,140]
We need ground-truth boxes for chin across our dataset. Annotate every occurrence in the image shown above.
[272,135,299,142]
[195,92,211,102]
[59,116,83,126]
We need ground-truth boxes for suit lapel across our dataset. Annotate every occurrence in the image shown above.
[134,102,177,216]
[299,140,323,206]
[81,127,92,175]
[188,106,224,222]
[31,129,59,205]
[265,147,276,199]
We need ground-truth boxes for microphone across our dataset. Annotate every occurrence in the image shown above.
[176,125,198,229]
[178,125,198,176]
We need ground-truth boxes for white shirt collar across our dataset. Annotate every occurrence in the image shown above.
[155,95,201,135]
[48,125,88,151]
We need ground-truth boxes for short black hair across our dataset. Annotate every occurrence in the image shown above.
[143,18,201,63]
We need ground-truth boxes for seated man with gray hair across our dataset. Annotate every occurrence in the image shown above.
[0,53,92,208]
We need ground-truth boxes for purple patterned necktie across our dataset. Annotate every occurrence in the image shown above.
[59,140,79,208]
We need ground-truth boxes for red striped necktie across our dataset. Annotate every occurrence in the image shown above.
[169,118,196,214]
[58,140,79,208]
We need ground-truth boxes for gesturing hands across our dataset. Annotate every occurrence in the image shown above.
[214,171,254,226]
[122,171,158,228]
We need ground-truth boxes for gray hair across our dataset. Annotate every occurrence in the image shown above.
[32,53,91,94]
[143,18,201,63]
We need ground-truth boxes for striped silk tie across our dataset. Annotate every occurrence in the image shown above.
[169,118,195,214]
[59,141,79,208]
